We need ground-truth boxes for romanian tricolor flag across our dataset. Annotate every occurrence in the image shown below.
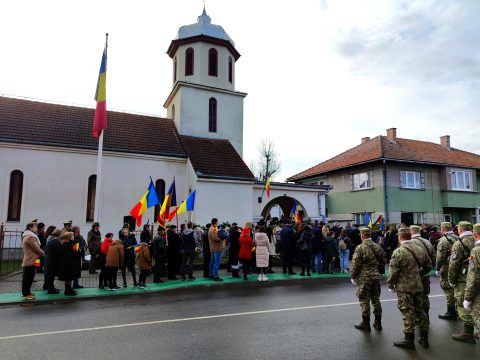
[134,245,142,254]
[168,190,196,221]
[130,180,160,227]
[34,258,41,267]
[157,180,177,227]
[265,178,271,198]
[93,47,107,138]
[73,243,80,252]
[291,199,301,225]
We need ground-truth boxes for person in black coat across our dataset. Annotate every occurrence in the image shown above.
[167,225,182,280]
[152,227,167,283]
[350,225,361,250]
[120,228,138,287]
[228,224,241,278]
[59,231,80,296]
[297,225,314,276]
[202,224,211,278]
[72,226,85,289]
[43,229,62,294]
[280,222,297,275]
[180,222,197,281]
[311,223,324,273]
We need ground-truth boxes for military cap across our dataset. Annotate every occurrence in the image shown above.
[440,222,452,229]
[359,227,371,235]
[169,225,177,230]
[410,225,421,232]
[92,222,100,227]
[63,220,73,225]
[30,219,38,224]
[473,223,480,234]
[398,227,411,235]
[458,221,473,231]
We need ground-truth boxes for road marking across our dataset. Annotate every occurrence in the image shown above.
[0,294,444,341]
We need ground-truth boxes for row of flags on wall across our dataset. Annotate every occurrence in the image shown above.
[364,213,386,232]
[129,179,197,227]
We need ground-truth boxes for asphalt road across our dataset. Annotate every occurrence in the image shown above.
[0,276,478,360]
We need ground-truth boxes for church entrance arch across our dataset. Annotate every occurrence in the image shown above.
[261,196,308,221]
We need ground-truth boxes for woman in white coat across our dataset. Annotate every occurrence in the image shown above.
[255,225,270,281]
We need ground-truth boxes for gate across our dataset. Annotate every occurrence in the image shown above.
[0,224,23,277]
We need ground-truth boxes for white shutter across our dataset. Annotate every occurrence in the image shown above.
[400,171,406,188]
[420,172,425,189]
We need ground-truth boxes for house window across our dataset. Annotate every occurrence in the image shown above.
[185,48,194,76]
[352,171,372,190]
[172,104,175,120]
[228,57,233,83]
[401,171,421,189]
[353,212,372,226]
[451,170,472,191]
[173,57,177,82]
[208,48,218,76]
[86,175,96,222]
[413,212,424,224]
[209,97,217,132]
[7,170,23,222]
[154,179,166,221]
[443,214,452,222]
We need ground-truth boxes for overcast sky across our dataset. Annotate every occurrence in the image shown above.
[1,0,479,181]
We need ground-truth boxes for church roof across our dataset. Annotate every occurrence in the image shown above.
[176,8,235,47]
[0,96,254,180]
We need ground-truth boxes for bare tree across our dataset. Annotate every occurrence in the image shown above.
[250,139,281,181]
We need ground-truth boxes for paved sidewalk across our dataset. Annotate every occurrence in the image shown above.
[0,270,352,305]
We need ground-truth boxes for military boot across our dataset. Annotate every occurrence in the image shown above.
[373,316,382,331]
[438,305,457,320]
[394,332,415,349]
[354,316,371,331]
[452,324,477,343]
[418,331,429,348]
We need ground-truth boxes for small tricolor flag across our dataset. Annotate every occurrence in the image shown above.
[73,243,80,252]
[134,245,142,254]
[291,199,301,224]
[168,190,196,221]
[93,47,107,138]
[34,258,41,267]
[130,179,160,227]
[157,180,177,227]
[265,178,271,198]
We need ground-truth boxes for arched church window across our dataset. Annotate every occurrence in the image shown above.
[208,48,218,77]
[228,57,233,83]
[185,48,194,76]
[173,57,177,82]
[154,179,166,221]
[86,175,96,222]
[209,97,217,133]
[172,104,175,120]
[7,170,23,221]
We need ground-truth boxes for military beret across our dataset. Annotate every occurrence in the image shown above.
[473,223,480,234]
[398,227,411,235]
[359,227,371,235]
[458,221,473,231]
[410,225,421,232]
[440,222,452,229]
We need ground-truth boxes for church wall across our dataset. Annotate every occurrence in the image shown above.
[179,86,244,156]
[0,145,187,236]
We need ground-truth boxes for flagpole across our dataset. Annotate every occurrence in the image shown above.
[94,33,108,223]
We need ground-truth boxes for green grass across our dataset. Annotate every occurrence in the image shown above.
[0,260,22,276]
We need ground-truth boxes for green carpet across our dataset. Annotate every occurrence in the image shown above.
[0,272,351,304]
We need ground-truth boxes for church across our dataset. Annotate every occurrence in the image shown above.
[0,9,329,235]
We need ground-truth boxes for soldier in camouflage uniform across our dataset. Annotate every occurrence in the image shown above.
[351,227,386,331]
[463,223,480,342]
[436,222,459,320]
[388,227,432,350]
[448,221,476,343]
[410,225,436,322]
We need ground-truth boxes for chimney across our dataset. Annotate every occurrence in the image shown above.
[361,137,370,144]
[387,128,397,141]
[440,135,451,150]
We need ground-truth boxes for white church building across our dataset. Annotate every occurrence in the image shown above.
[0,9,329,235]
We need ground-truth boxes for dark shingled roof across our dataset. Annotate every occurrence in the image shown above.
[288,135,480,181]
[0,96,254,180]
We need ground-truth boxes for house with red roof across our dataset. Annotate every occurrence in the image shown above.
[288,128,480,226]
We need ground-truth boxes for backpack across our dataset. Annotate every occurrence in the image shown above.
[338,239,347,251]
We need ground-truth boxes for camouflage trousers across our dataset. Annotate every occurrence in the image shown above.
[455,283,474,326]
[397,291,428,333]
[356,279,382,318]
[470,300,480,331]
[439,271,455,307]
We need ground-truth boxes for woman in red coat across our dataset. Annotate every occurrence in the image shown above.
[238,226,254,280]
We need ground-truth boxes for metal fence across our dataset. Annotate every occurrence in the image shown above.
[0,224,23,277]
